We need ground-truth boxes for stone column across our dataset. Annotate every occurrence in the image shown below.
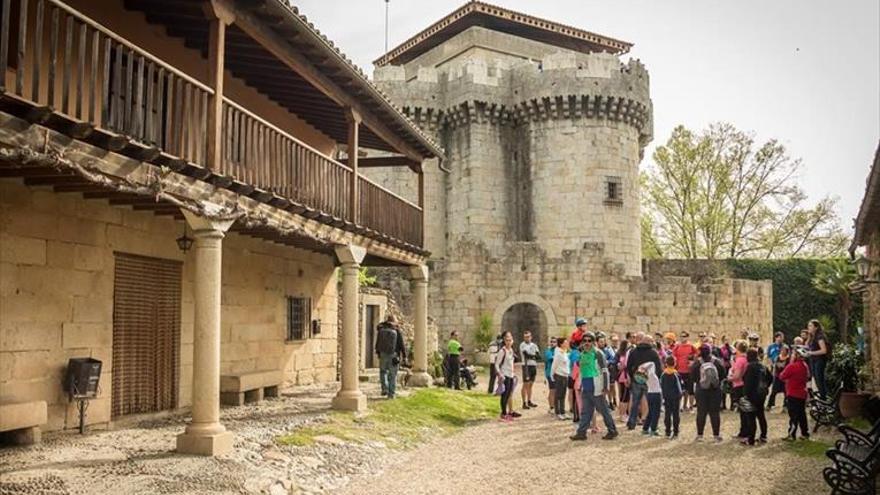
[177,211,234,456]
[409,265,432,387]
[333,244,367,411]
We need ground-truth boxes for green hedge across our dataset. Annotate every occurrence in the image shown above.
[724,259,863,342]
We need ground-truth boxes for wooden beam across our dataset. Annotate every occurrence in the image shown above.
[220,0,426,162]
[346,107,360,223]
[358,156,418,168]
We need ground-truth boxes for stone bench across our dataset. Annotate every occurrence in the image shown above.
[0,401,48,445]
[220,370,282,406]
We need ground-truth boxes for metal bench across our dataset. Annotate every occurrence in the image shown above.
[220,370,282,406]
[0,401,48,445]
[811,387,844,432]
[824,420,880,494]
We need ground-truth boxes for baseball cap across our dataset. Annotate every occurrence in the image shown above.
[575,317,587,326]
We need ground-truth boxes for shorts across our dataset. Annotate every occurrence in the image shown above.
[523,365,537,383]
[678,371,693,393]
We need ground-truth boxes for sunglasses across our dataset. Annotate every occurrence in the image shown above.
[584,339,593,343]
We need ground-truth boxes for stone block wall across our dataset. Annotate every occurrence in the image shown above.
[0,179,338,431]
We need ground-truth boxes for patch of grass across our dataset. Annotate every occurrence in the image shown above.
[276,388,498,449]
[783,438,833,459]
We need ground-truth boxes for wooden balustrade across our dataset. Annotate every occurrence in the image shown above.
[220,99,353,223]
[359,175,423,247]
[1,0,212,163]
[0,0,424,248]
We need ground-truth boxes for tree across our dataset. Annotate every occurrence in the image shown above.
[641,123,848,259]
[812,258,857,344]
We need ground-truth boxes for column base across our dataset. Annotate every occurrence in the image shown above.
[408,372,433,387]
[332,390,367,412]
[176,430,233,456]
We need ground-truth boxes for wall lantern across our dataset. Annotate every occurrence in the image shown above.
[176,224,194,253]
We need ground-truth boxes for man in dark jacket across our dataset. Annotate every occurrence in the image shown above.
[376,315,406,399]
[625,332,663,430]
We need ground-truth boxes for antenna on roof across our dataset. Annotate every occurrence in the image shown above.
[384,0,391,54]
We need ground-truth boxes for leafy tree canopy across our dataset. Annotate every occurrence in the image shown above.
[642,123,849,259]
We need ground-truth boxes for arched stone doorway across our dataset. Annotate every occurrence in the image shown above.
[501,303,547,348]
[492,294,560,349]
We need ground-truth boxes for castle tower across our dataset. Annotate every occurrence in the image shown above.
[366,2,771,350]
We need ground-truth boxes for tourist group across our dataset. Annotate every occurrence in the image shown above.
[477,319,829,445]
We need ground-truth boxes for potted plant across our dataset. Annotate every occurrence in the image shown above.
[472,314,494,366]
[826,343,870,418]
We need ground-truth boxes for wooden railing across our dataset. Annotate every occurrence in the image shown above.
[220,99,352,223]
[360,175,423,246]
[1,0,211,164]
[1,0,424,248]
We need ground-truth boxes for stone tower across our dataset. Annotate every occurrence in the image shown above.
[366,2,772,348]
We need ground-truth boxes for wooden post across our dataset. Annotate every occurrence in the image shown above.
[346,107,361,223]
[418,166,425,247]
[203,1,234,171]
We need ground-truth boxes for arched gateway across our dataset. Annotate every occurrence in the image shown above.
[493,294,561,347]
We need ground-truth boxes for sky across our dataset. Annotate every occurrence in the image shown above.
[295,0,880,232]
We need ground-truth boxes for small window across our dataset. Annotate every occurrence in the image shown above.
[286,296,311,341]
[604,176,623,205]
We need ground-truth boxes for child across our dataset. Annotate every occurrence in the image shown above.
[660,355,683,439]
[779,346,811,440]
[639,361,662,436]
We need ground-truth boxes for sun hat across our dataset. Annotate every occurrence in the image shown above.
[664,332,676,341]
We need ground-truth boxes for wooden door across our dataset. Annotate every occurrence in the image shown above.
[111,253,182,418]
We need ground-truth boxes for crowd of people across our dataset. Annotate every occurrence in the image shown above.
[480,318,830,445]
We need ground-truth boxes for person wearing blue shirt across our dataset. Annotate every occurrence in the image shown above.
[543,336,556,413]
[766,332,786,411]
[569,345,581,422]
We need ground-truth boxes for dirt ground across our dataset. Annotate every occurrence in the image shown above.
[0,379,834,495]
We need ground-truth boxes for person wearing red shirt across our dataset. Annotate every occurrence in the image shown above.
[570,318,587,347]
[672,331,698,411]
[779,346,811,440]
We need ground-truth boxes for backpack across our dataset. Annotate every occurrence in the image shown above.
[758,366,771,396]
[699,360,720,390]
[375,324,397,354]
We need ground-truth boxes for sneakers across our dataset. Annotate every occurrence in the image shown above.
[523,403,531,410]
[527,401,538,408]
[602,431,618,440]
[713,436,723,443]
[570,433,588,441]
[758,437,767,444]
[510,411,522,418]
[641,429,650,436]
[694,435,704,442]
[557,414,569,420]
[650,430,661,437]
[500,414,512,422]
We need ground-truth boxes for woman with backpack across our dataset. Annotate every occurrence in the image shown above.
[742,348,771,445]
[494,331,521,421]
[690,345,726,442]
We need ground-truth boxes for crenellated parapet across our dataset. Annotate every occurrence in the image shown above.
[375,51,653,148]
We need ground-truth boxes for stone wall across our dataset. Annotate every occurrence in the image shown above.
[0,179,338,431]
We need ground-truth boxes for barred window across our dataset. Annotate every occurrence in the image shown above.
[605,176,623,205]
[286,296,312,341]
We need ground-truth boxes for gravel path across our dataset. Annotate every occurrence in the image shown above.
[340,381,829,495]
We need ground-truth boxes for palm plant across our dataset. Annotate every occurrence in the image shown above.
[812,258,857,344]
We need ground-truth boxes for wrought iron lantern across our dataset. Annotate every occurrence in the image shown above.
[176,224,194,252]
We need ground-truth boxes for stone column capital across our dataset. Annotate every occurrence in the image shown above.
[334,244,367,266]
[409,264,429,282]
[182,210,235,235]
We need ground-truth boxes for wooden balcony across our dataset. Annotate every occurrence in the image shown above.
[0,0,429,249]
